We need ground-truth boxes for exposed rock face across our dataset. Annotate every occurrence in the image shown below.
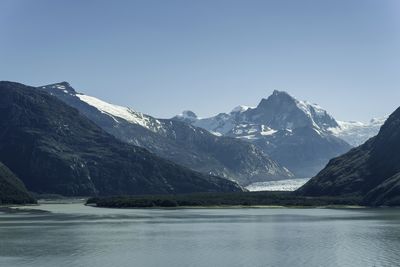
[244,90,339,131]
[175,90,351,178]
[298,106,400,206]
[40,83,293,186]
[0,81,243,196]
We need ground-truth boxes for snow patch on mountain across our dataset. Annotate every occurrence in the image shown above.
[182,90,340,140]
[176,90,384,147]
[260,126,277,136]
[41,82,76,95]
[329,117,387,146]
[76,94,164,132]
[231,105,252,113]
[193,113,236,135]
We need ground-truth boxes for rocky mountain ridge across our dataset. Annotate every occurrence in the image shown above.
[174,90,354,177]
[0,81,243,196]
[298,106,400,206]
[40,82,293,186]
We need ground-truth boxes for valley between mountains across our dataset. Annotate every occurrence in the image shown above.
[1,81,396,206]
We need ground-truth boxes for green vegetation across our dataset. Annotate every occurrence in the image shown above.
[87,191,361,208]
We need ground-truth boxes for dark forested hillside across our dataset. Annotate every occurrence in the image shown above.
[0,162,35,204]
[40,82,293,185]
[0,81,243,196]
[298,106,400,206]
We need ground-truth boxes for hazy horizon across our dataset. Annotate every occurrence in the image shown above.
[1,0,399,122]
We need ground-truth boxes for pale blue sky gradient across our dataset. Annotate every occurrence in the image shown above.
[1,0,399,121]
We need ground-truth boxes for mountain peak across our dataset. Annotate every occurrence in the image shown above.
[270,90,297,102]
[181,110,197,119]
[272,90,292,97]
[173,110,198,123]
[246,90,339,131]
[40,82,77,94]
[231,105,251,114]
[298,105,400,206]
[58,81,71,87]
[257,90,296,110]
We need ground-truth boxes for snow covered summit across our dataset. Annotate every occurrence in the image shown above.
[173,90,384,178]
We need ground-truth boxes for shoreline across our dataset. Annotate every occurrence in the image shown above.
[0,200,386,213]
[86,191,365,209]
[86,203,367,209]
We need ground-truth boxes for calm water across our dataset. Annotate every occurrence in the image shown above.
[1,202,400,267]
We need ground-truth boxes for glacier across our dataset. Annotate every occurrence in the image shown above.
[246,178,311,192]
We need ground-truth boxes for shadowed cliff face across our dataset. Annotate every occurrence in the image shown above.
[175,90,351,178]
[0,81,243,197]
[40,82,293,186]
[0,162,35,204]
[244,90,339,130]
[298,107,400,206]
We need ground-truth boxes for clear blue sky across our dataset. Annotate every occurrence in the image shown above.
[1,0,399,122]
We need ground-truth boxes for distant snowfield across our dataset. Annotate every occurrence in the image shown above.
[246,178,311,192]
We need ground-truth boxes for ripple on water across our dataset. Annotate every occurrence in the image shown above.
[0,203,400,267]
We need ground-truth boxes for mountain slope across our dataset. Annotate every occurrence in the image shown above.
[0,162,35,204]
[241,90,339,131]
[0,81,243,196]
[40,82,293,186]
[329,117,386,146]
[298,106,400,206]
[175,90,352,177]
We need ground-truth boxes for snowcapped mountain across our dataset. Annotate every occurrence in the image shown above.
[175,91,385,148]
[298,106,400,206]
[174,90,355,177]
[2,81,243,196]
[174,110,199,124]
[39,82,293,186]
[328,117,387,146]
[178,90,339,137]
[242,90,339,131]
